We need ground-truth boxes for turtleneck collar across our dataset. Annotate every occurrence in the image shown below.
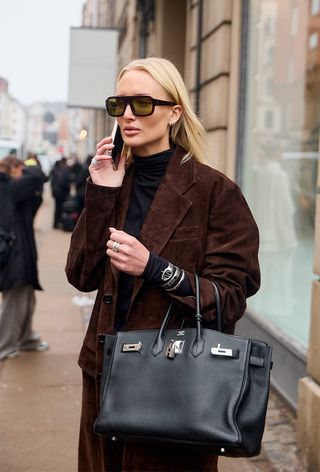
[133,149,172,176]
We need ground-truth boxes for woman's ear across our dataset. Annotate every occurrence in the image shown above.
[169,105,182,125]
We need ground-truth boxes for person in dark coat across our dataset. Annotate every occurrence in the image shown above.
[65,57,260,471]
[50,156,71,228]
[0,156,49,360]
[24,152,48,218]
[75,154,93,212]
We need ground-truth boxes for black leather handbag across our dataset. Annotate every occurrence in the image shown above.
[94,274,272,457]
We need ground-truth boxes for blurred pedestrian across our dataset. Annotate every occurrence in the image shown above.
[69,154,82,184]
[75,154,93,212]
[50,156,71,229]
[24,152,48,218]
[66,57,260,472]
[0,156,49,360]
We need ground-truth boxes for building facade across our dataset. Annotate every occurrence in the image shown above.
[26,102,72,158]
[79,1,319,468]
[0,77,26,145]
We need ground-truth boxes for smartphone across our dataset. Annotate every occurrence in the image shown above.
[111,121,125,170]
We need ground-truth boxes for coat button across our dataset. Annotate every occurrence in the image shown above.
[102,294,113,304]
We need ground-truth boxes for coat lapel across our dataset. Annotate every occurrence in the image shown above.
[131,146,197,303]
[109,167,135,282]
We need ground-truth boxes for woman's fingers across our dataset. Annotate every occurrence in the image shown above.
[96,136,113,149]
[106,228,149,276]
[108,228,130,243]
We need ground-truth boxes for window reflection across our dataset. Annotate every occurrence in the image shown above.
[241,0,320,347]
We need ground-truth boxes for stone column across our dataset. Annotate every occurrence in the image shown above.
[296,146,320,471]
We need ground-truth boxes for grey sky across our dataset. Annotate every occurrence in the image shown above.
[0,0,84,106]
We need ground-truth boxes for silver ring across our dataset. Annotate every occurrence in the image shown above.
[91,157,99,166]
[112,241,121,252]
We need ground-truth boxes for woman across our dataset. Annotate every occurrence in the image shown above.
[0,156,48,360]
[66,57,260,472]
[50,156,71,228]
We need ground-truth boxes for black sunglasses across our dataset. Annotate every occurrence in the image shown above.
[105,95,176,117]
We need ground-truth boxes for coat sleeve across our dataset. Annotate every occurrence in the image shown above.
[65,180,121,292]
[171,178,260,328]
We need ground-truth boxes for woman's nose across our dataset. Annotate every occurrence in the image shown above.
[123,103,135,119]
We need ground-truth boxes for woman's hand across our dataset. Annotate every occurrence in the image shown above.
[89,136,126,187]
[106,228,150,276]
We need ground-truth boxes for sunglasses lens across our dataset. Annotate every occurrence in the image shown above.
[132,96,153,116]
[107,98,125,116]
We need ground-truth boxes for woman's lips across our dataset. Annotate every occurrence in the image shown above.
[123,127,140,137]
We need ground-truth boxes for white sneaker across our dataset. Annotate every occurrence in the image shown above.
[20,341,49,352]
[6,350,20,359]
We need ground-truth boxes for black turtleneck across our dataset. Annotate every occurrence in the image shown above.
[125,149,172,240]
[114,149,192,331]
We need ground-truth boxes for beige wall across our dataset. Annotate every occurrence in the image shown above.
[116,0,140,71]
[183,0,237,174]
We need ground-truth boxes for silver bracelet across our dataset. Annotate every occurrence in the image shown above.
[161,263,174,284]
[161,266,181,289]
[166,270,185,292]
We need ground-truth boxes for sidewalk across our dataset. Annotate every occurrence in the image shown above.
[0,194,305,472]
[0,196,85,471]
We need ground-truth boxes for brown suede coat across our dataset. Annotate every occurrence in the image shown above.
[65,146,260,472]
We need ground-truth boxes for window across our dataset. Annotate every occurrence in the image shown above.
[240,0,319,348]
[265,110,274,128]
[267,46,274,65]
[309,32,318,49]
[266,78,273,96]
[290,7,299,35]
[311,0,320,15]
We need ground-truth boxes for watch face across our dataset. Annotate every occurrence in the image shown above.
[161,264,174,282]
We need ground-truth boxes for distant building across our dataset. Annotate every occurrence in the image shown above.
[0,77,26,146]
[26,102,72,157]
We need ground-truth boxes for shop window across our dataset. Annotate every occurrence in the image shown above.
[240,0,319,348]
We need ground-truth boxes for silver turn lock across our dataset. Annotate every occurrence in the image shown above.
[166,340,185,358]
[211,344,238,358]
[122,342,142,352]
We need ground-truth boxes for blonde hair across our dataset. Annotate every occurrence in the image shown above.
[118,57,207,164]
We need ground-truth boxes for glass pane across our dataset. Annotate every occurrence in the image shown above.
[241,0,320,347]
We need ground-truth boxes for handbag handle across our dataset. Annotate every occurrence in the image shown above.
[211,280,223,333]
[176,277,223,333]
[151,273,205,357]
[151,274,223,357]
